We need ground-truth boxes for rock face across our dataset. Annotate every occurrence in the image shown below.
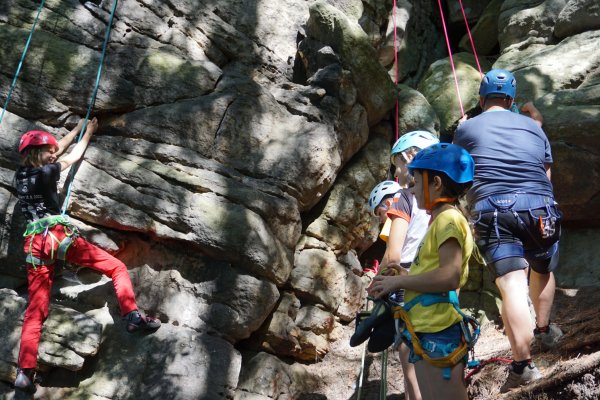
[0,288,101,377]
[0,0,598,399]
[417,52,491,132]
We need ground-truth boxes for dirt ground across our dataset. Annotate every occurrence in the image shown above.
[303,287,600,400]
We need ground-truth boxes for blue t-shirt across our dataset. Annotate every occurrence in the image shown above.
[454,110,554,205]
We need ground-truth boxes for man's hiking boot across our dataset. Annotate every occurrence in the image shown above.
[500,362,543,393]
[534,323,563,350]
[125,311,161,333]
[14,368,36,393]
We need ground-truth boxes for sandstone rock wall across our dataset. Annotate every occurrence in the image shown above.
[0,0,598,399]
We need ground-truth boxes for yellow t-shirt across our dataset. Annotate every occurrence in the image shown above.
[404,207,473,333]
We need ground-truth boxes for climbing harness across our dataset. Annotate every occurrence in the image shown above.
[471,193,560,256]
[391,288,512,384]
[23,215,79,270]
[392,291,481,379]
[61,0,119,215]
[0,0,46,126]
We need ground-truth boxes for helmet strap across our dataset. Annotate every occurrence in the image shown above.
[423,170,431,213]
[422,170,457,213]
[430,197,458,209]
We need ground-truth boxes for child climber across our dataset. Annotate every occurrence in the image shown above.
[354,131,439,400]
[368,143,475,400]
[377,130,440,400]
[380,130,440,278]
[13,118,161,393]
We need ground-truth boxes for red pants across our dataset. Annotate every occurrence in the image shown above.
[18,225,138,369]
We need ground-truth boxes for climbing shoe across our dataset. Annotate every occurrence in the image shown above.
[500,362,543,392]
[14,368,36,393]
[367,313,396,353]
[125,311,161,333]
[534,323,563,349]
[350,299,392,347]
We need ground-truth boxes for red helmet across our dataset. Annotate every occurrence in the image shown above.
[18,130,58,153]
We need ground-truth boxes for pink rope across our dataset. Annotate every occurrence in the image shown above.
[393,0,399,141]
[457,0,483,78]
[436,0,465,116]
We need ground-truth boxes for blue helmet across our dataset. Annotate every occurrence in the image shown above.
[368,180,401,212]
[407,143,474,184]
[391,130,439,156]
[479,69,516,99]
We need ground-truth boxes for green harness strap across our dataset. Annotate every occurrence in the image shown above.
[23,215,70,236]
[24,215,78,269]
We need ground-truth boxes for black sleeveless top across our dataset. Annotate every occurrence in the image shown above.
[15,163,62,222]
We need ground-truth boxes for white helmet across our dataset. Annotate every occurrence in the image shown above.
[368,180,401,213]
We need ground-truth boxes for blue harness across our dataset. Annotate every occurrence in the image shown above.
[394,291,481,379]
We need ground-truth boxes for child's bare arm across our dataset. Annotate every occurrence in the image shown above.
[521,102,544,127]
[59,117,98,170]
[368,238,463,297]
[382,217,410,275]
[56,119,86,157]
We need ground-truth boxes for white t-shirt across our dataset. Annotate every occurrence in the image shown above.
[380,189,429,264]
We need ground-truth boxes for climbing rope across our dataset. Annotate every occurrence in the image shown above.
[457,0,483,78]
[355,297,371,400]
[0,0,46,126]
[436,0,465,117]
[380,349,388,399]
[354,303,389,400]
[465,357,512,383]
[61,0,119,215]
[392,0,399,142]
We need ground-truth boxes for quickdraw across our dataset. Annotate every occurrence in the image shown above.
[24,215,79,269]
[392,291,480,373]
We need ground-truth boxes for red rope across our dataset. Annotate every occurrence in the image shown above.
[393,0,399,142]
[465,357,512,383]
[436,0,465,117]
[457,0,483,78]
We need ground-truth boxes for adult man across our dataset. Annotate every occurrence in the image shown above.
[454,69,563,392]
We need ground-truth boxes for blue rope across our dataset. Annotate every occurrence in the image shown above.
[0,0,46,126]
[61,0,119,215]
